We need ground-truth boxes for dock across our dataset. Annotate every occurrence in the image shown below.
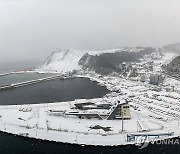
[0,75,61,91]
[0,72,14,77]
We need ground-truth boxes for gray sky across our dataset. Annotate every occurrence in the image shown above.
[1,0,180,66]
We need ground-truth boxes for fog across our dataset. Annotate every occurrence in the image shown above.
[1,0,180,66]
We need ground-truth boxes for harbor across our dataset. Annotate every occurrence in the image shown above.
[0,73,109,105]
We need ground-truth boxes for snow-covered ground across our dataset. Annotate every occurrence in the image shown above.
[0,84,180,146]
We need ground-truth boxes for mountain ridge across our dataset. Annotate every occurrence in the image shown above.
[163,42,180,53]
[39,47,157,74]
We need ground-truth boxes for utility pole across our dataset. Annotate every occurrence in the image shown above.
[121,106,124,132]
[36,123,38,136]
[75,133,77,141]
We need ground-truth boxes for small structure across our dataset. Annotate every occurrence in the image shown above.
[140,74,146,82]
[138,70,147,82]
[128,68,138,78]
[107,101,131,120]
[74,99,94,109]
[149,74,163,85]
[74,99,111,110]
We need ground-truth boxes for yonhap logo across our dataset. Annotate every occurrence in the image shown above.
[135,135,149,149]
[135,135,180,149]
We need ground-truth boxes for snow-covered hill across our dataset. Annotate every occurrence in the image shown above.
[38,47,156,73]
[40,49,84,72]
[38,48,124,72]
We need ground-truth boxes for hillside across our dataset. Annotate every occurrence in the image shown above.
[39,47,157,74]
[162,55,180,77]
[79,48,156,74]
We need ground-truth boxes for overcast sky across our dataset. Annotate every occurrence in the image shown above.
[1,0,180,66]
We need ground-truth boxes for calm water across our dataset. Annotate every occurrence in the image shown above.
[0,77,109,105]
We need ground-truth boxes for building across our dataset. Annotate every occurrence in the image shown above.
[140,74,146,82]
[107,101,131,120]
[66,100,131,120]
[116,104,131,119]
[149,74,163,85]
